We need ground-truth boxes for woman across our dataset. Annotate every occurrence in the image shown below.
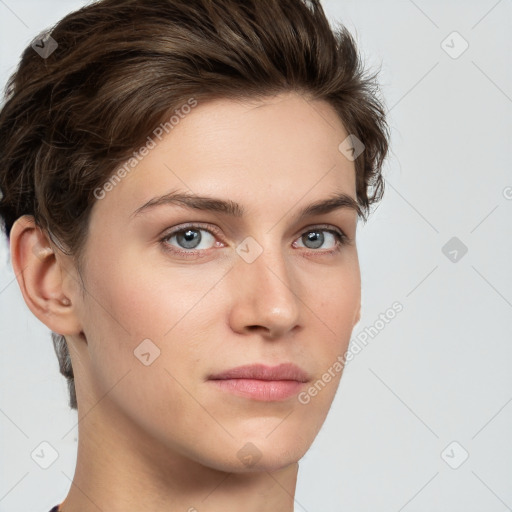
[0,0,389,510]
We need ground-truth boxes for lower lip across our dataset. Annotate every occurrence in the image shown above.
[209,379,305,401]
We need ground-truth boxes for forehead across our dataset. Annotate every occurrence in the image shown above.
[94,92,357,221]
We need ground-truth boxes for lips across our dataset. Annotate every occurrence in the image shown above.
[208,363,310,401]
[208,363,310,382]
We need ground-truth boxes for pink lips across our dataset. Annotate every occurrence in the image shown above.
[208,363,310,401]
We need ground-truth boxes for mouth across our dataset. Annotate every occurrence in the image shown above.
[207,363,310,402]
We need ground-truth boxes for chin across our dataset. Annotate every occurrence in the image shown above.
[192,435,310,474]
[239,437,309,473]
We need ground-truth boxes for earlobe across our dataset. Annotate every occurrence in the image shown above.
[9,215,82,335]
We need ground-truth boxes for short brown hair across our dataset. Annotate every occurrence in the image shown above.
[0,0,390,409]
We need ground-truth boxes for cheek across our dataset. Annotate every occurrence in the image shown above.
[76,258,212,437]
[79,251,228,390]
[309,258,361,334]
[83,248,221,336]
[300,266,360,406]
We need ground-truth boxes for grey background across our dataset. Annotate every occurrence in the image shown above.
[1,1,511,511]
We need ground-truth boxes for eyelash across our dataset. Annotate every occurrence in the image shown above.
[159,223,351,258]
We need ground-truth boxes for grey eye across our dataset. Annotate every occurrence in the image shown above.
[296,230,337,250]
[165,228,216,251]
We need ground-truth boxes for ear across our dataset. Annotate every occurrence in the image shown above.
[9,215,83,336]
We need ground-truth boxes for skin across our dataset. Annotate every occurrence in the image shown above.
[11,92,361,512]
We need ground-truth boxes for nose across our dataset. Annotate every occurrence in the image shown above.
[228,243,301,339]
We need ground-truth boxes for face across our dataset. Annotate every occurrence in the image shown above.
[71,92,361,473]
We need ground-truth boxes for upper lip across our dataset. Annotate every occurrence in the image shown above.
[208,363,310,382]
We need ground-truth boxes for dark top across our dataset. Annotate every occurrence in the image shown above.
[49,507,60,512]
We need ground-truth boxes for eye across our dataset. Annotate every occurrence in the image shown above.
[161,224,220,256]
[293,226,349,254]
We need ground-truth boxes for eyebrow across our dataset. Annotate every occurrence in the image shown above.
[131,190,363,220]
